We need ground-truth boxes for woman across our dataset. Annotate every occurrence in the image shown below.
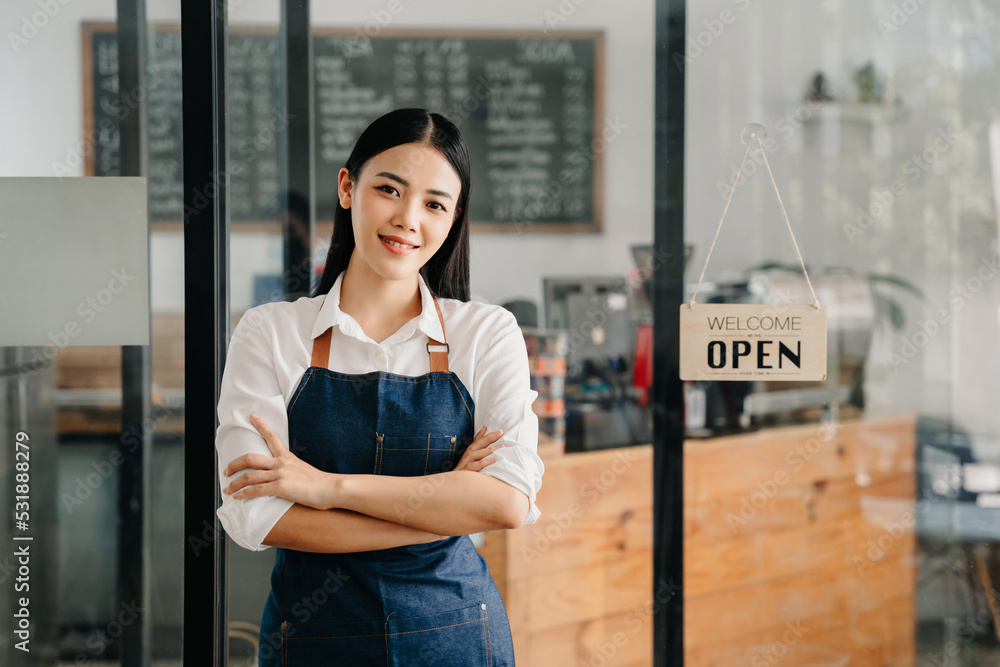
[214,108,543,666]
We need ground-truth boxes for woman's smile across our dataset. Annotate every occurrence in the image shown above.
[378,233,420,255]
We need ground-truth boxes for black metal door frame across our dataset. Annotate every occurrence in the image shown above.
[116,0,153,664]
[652,1,686,664]
[181,0,229,663]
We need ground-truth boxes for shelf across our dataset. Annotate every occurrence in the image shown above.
[804,101,907,125]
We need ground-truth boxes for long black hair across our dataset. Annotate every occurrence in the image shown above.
[312,108,472,301]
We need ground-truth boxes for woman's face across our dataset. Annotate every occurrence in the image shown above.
[339,143,462,284]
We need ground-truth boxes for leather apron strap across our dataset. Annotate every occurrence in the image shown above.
[311,296,449,373]
[425,298,449,373]
[310,327,333,369]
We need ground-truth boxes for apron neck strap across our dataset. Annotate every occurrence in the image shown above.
[310,296,450,373]
[426,297,449,373]
[310,328,332,369]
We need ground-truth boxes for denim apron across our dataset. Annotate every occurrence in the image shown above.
[257,298,515,666]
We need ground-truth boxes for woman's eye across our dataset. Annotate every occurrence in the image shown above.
[427,201,447,212]
[377,184,399,196]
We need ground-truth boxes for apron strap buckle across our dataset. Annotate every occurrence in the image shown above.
[427,341,450,373]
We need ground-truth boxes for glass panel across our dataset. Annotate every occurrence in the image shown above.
[0,0,185,663]
[219,1,657,665]
[684,0,1000,665]
[222,4,292,666]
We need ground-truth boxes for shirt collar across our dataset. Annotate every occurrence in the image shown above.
[310,270,446,344]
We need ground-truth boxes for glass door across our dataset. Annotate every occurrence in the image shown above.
[681,1,1000,665]
[0,0,188,664]
[217,1,666,665]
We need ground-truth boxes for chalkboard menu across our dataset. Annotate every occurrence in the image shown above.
[84,25,603,232]
[87,27,186,220]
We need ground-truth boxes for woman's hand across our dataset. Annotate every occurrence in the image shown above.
[452,426,504,472]
[222,413,336,510]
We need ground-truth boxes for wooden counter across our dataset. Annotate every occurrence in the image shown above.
[478,414,916,666]
[478,443,654,667]
[685,414,916,666]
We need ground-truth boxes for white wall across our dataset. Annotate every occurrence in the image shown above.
[1,0,656,313]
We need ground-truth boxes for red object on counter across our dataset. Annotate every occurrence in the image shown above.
[633,323,653,406]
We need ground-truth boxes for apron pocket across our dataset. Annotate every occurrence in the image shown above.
[387,603,492,667]
[376,434,462,477]
[280,617,385,665]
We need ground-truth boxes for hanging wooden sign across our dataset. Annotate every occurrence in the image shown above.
[681,125,828,381]
[680,303,827,381]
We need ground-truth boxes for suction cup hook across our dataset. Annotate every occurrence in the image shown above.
[740,123,767,146]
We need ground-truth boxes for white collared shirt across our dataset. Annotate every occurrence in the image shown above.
[215,270,543,551]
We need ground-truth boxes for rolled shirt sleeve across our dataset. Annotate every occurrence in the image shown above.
[215,305,294,551]
[472,309,545,525]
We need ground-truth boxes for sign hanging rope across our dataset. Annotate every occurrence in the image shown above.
[687,130,821,311]
[680,125,827,382]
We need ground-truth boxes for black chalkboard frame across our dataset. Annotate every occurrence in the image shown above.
[82,23,605,234]
[311,27,605,235]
